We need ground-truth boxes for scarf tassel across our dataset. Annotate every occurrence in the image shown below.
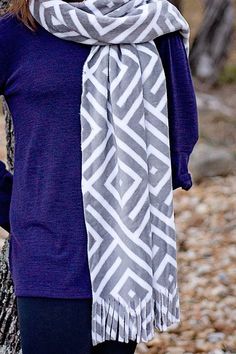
[91,290,180,346]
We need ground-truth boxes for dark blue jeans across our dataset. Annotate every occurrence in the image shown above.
[16,297,137,354]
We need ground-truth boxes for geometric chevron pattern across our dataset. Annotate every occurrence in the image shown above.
[29,0,190,346]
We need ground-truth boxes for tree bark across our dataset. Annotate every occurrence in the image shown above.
[190,0,234,85]
[0,0,8,15]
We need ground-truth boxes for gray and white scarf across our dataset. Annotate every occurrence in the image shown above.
[29,0,190,346]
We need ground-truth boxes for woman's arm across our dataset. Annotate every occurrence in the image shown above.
[0,33,13,232]
[0,94,13,235]
[0,160,12,232]
[154,31,199,191]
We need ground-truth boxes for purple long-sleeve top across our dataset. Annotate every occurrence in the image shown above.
[0,14,198,298]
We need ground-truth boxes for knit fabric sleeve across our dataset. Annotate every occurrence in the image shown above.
[0,161,12,232]
[154,31,199,191]
[0,16,10,95]
[0,103,13,233]
[0,17,13,232]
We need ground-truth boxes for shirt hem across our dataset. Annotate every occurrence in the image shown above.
[14,287,93,299]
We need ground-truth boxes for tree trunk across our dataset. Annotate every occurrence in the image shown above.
[190,0,234,85]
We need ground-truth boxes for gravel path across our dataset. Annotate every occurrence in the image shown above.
[136,175,236,354]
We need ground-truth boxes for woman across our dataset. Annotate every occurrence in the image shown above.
[0,0,198,353]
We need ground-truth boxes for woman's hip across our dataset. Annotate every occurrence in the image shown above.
[16,296,137,354]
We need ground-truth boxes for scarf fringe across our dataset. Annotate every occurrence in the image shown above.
[91,290,180,346]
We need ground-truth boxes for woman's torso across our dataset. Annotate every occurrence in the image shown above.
[0,13,93,298]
